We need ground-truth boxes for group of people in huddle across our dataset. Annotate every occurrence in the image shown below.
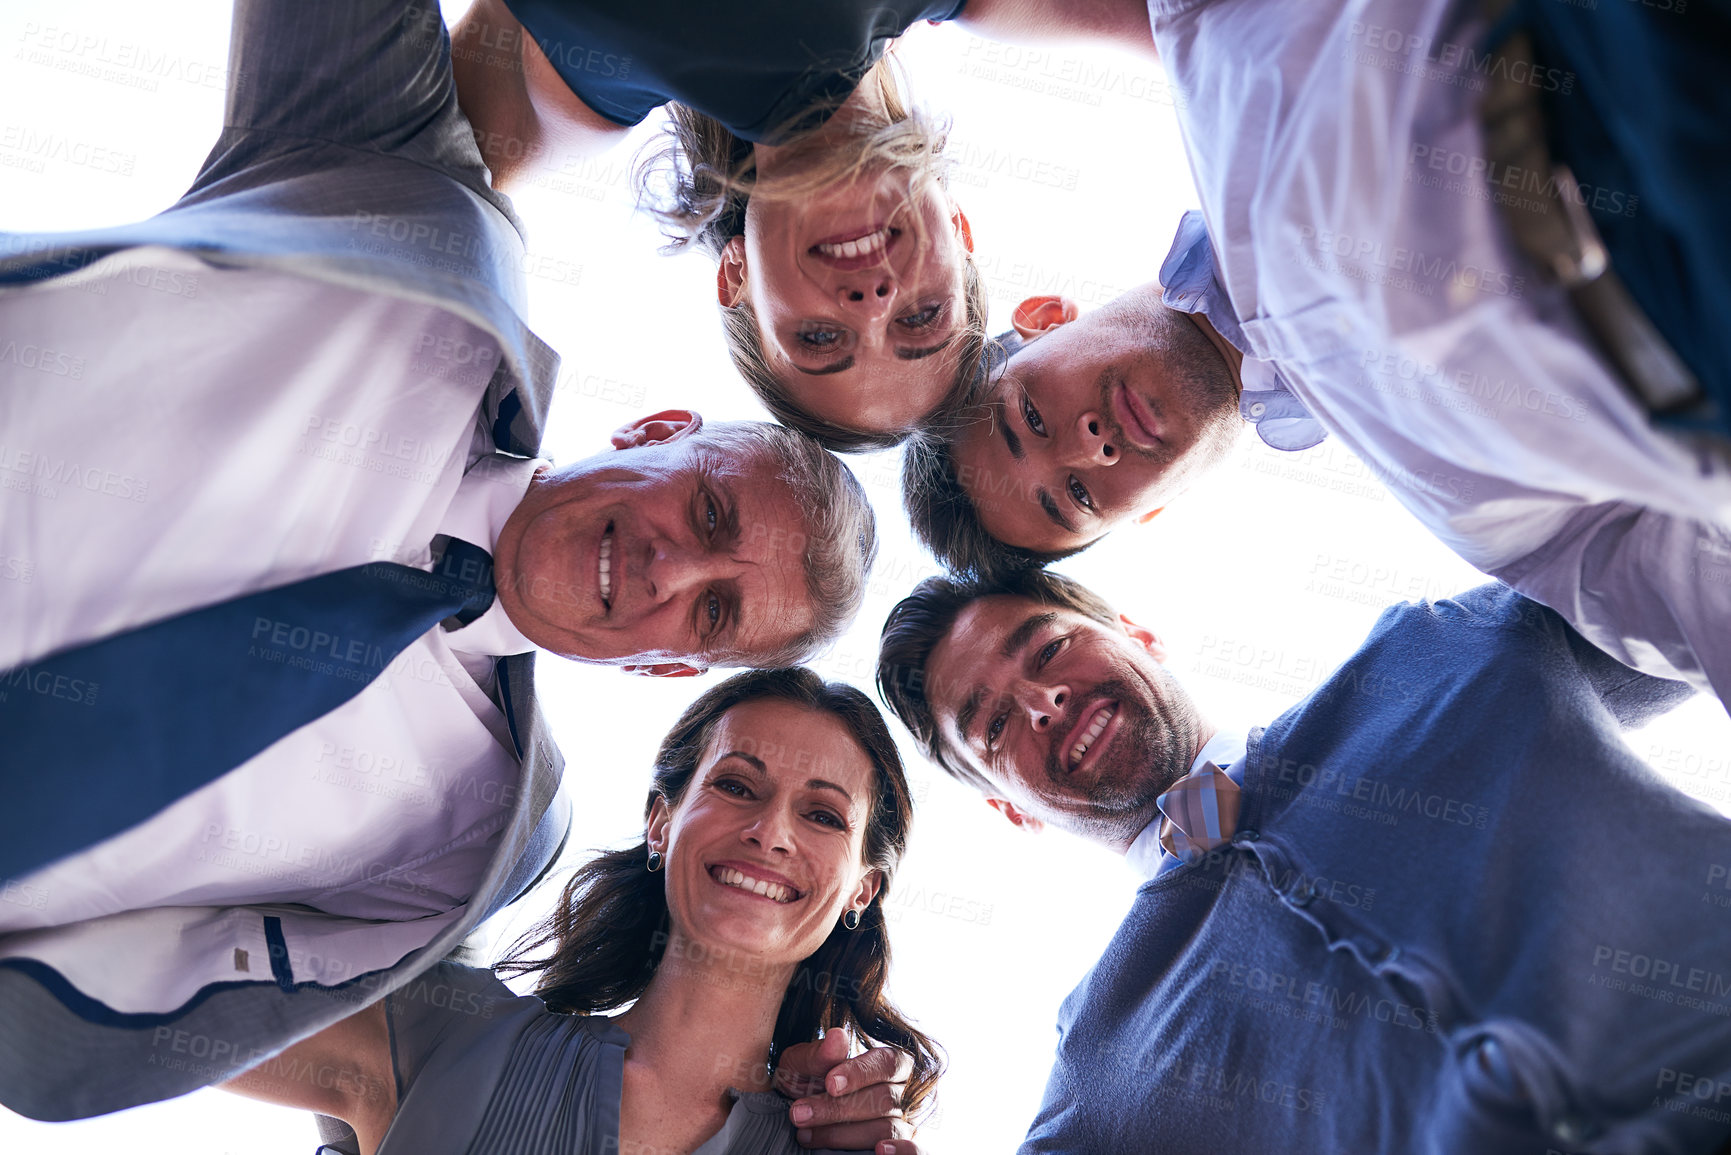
[2,0,1728,1153]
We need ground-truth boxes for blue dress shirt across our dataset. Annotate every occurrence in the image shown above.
[1158,211,1327,453]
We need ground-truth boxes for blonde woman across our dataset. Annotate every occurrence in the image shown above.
[452,0,990,450]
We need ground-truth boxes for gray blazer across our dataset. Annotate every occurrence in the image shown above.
[0,0,570,1122]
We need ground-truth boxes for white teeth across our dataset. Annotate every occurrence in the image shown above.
[713,866,796,904]
[598,528,612,606]
[1069,705,1117,768]
[816,226,890,259]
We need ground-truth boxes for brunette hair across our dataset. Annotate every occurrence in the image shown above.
[499,668,943,1117]
[637,58,989,452]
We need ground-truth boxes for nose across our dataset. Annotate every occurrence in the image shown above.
[1014,680,1068,732]
[1070,409,1119,467]
[742,803,796,855]
[644,538,729,602]
[835,270,897,322]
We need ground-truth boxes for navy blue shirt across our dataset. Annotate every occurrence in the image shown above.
[504,0,966,142]
[1024,585,1729,1154]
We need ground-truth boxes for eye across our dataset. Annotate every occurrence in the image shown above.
[703,493,719,536]
[796,326,845,351]
[714,777,751,798]
[807,809,845,830]
[985,712,1007,750]
[897,302,943,331]
[1067,475,1095,513]
[701,591,722,634]
[1037,637,1065,667]
[1021,391,1048,438]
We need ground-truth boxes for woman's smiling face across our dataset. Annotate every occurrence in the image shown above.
[721,168,972,437]
[648,697,883,967]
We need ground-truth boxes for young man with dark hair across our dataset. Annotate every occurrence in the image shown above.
[876,570,1731,1152]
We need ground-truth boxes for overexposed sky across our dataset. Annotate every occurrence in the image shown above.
[2,1,1728,1151]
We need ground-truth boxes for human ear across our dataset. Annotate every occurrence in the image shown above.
[1011,296,1080,342]
[848,868,884,915]
[609,410,703,451]
[1117,614,1168,663]
[952,207,974,254]
[622,661,706,678]
[985,797,1045,833]
[717,236,747,307]
[1135,506,1166,525]
[646,794,672,857]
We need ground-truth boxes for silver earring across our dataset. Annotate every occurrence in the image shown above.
[842,908,861,931]
[646,849,663,873]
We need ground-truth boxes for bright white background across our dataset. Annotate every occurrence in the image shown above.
[1,1,1727,1151]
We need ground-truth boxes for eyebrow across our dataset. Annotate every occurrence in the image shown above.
[955,686,987,747]
[996,393,1024,460]
[806,778,854,801]
[1037,491,1077,534]
[715,750,768,774]
[793,356,856,376]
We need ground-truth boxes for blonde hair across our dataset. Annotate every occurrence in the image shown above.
[636,57,989,452]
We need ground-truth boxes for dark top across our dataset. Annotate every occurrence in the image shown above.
[503,0,967,142]
[1024,584,1730,1153]
[376,962,852,1155]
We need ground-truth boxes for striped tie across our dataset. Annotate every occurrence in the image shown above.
[1156,761,1242,863]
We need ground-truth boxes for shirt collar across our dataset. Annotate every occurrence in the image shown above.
[1158,211,1326,452]
[1124,728,1250,881]
[437,454,542,658]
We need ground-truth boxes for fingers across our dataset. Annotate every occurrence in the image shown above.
[822,1042,914,1098]
[877,1140,922,1155]
[773,1027,853,1098]
[789,1081,903,1131]
[794,1113,914,1151]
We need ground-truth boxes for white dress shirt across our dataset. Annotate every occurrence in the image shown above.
[1149,0,1731,702]
[0,250,542,1012]
[1126,730,1248,881]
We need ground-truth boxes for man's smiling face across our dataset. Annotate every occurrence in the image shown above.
[922,594,1204,847]
[949,287,1242,555]
[493,414,815,670]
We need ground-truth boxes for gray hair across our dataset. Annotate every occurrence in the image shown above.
[700,420,878,666]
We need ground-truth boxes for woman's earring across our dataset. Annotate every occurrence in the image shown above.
[646,849,663,873]
[842,908,861,931]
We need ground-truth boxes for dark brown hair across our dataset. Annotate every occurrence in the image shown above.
[499,668,943,1117]
[876,570,1117,789]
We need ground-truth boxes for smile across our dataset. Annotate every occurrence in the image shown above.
[1067,702,1119,770]
[710,865,801,904]
[1112,381,1162,450]
[812,224,892,260]
[598,521,613,611]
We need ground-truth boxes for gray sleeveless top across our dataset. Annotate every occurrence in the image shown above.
[375,962,853,1155]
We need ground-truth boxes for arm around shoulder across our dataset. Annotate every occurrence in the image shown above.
[451,0,631,191]
[220,999,397,1155]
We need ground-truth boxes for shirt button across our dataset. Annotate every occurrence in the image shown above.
[1551,1117,1596,1146]
[1231,828,1259,845]
[1371,945,1400,966]
[1248,402,1267,418]
[1289,882,1317,907]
